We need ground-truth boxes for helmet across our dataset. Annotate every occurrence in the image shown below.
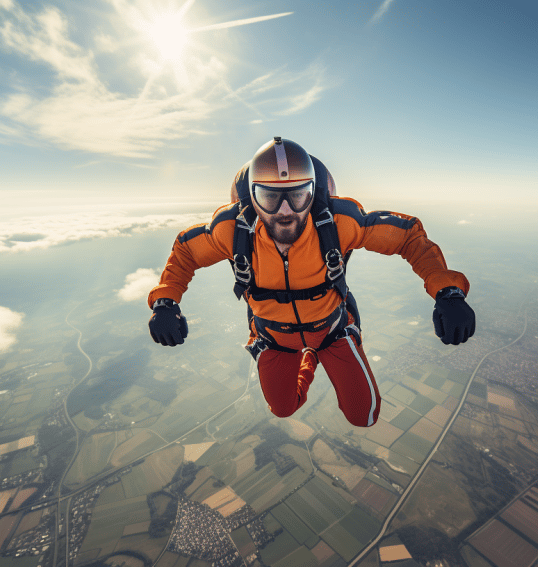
[248,137,316,214]
[249,137,316,190]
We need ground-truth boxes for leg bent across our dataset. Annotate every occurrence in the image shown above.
[257,349,316,418]
[318,335,381,427]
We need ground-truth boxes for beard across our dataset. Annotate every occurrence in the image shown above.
[264,214,308,245]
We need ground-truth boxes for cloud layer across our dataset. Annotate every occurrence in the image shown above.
[0,306,24,353]
[0,0,327,157]
[0,210,210,253]
[117,268,160,302]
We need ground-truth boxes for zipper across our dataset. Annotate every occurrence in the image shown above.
[281,253,307,348]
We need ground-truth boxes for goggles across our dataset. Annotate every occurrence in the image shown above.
[251,181,314,214]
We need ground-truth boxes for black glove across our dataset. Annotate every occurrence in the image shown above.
[433,287,476,345]
[149,298,188,346]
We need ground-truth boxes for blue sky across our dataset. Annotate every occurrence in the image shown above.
[1,0,536,211]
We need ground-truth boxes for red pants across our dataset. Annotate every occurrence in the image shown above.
[257,334,381,427]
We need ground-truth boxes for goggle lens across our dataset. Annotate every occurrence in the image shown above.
[252,181,314,214]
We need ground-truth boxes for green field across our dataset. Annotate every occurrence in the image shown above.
[259,529,299,565]
[391,432,434,463]
[80,495,150,553]
[286,491,333,533]
[271,504,319,546]
[273,546,319,567]
[304,477,353,518]
[389,407,421,430]
[320,523,364,562]
[409,394,437,415]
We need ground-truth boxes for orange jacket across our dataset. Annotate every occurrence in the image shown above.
[149,197,469,334]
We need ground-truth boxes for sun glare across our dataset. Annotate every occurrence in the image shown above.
[146,11,190,62]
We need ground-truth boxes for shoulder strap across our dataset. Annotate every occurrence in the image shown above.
[309,155,348,302]
[231,156,349,303]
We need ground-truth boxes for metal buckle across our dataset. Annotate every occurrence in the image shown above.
[315,207,334,227]
[233,253,251,284]
[325,249,344,281]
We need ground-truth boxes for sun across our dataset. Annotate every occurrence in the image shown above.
[144,9,191,63]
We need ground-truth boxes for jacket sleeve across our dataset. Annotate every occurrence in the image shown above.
[147,203,237,308]
[333,197,470,299]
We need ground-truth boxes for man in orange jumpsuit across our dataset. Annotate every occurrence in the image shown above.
[148,138,475,428]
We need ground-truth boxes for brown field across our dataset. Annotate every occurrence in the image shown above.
[122,521,151,536]
[0,514,20,548]
[203,487,246,517]
[234,449,255,477]
[311,540,336,562]
[470,519,538,567]
[113,533,170,562]
[379,544,412,561]
[409,418,443,443]
[14,510,43,537]
[110,430,154,467]
[66,432,116,485]
[323,464,366,491]
[499,416,527,433]
[10,487,37,510]
[391,464,477,537]
[501,500,538,544]
[183,442,215,462]
[184,467,213,497]
[351,479,393,513]
[443,396,459,411]
[487,392,516,409]
[424,405,452,427]
[365,418,404,447]
[313,439,339,464]
[0,489,16,513]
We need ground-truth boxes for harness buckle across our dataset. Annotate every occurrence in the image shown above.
[315,207,334,228]
[325,249,345,281]
[274,290,291,304]
[233,253,252,284]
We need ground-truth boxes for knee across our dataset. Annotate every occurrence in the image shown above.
[270,405,297,419]
[341,403,380,428]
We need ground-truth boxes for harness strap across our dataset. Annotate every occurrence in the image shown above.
[250,282,331,304]
[254,303,345,336]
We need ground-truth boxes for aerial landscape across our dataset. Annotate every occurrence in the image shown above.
[1,213,537,566]
[1,0,537,565]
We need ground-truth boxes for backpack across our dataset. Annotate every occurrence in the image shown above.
[230,156,360,328]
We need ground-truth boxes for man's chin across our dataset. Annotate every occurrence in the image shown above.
[269,220,303,244]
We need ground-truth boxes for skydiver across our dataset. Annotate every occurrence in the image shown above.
[148,138,475,427]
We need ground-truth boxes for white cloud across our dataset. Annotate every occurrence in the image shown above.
[0,211,210,253]
[457,220,471,225]
[117,268,160,302]
[0,306,24,353]
[0,1,327,157]
[369,0,396,25]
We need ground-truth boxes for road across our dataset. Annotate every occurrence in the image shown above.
[347,306,530,566]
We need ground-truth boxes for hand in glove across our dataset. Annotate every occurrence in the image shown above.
[149,298,189,346]
[433,287,476,345]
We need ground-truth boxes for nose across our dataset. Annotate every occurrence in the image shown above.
[277,197,294,215]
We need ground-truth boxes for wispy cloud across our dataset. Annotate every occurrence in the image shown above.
[192,12,293,32]
[0,306,24,353]
[0,1,321,156]
[369,0,396,25]
[117,268,160,302]
[0,211,210,253]
[457,220,471,225]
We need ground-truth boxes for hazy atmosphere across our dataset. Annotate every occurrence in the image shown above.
[1,1,538,567]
